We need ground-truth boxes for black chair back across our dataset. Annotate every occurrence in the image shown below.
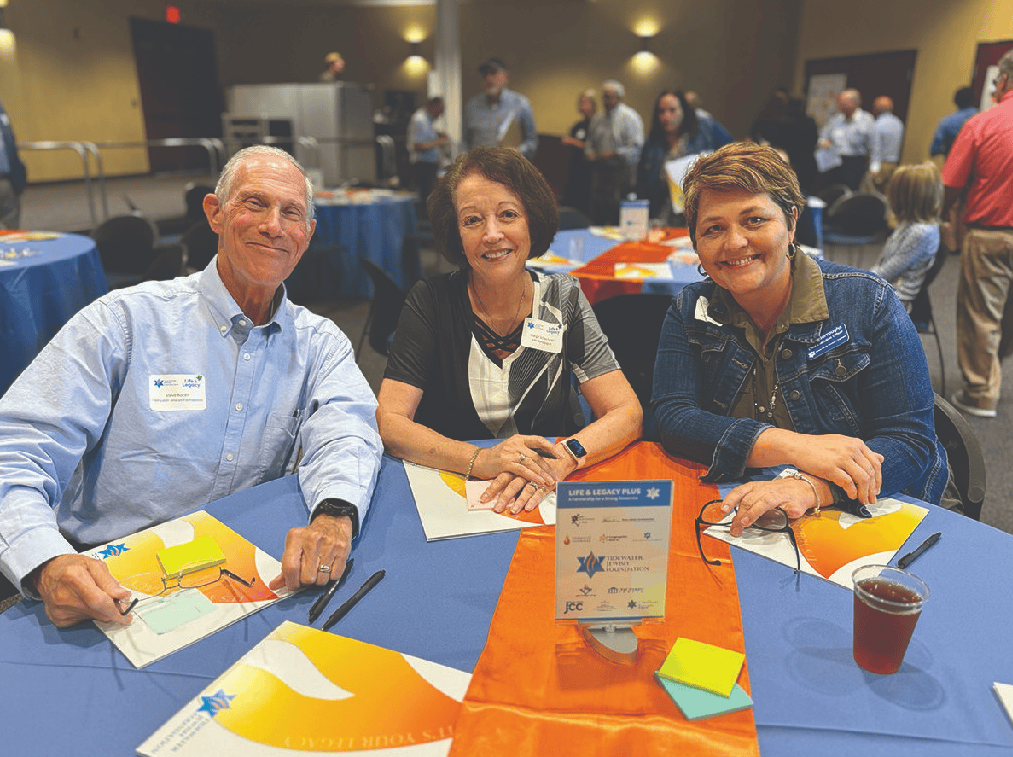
[934,394,986,521]
[909,245,947,395]
[356,257,407,359]
[184,183,214,223]
[92,214,158,275]
[591,293,673,439]
[816,183,851,208]
[825,192,889,237]
[182,220,219,271]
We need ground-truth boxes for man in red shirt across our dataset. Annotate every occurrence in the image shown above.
[942,49,1013,418]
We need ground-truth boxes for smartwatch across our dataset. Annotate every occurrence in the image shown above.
[563,438,587,466]
[311,498,360,537]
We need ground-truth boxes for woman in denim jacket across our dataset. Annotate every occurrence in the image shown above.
[652,143,947,537]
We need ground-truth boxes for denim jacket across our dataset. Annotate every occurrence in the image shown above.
[652,257,947,504]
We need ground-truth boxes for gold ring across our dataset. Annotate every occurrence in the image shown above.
[518,453,526,463]
[318,565,331,573]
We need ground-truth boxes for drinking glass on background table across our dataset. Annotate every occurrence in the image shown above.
[852,565,929,674]
[568,236,584,262]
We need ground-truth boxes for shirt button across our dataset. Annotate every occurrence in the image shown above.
[789,390,801,400]
[226,453,234,461]
[781,349,792,359]
[235,403,243,411]
[239,319,248,327]
[219,325,228,333]
[243,353,251,361]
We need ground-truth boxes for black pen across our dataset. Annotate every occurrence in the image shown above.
[322,569,385,632]
[898,532,941,569]
[308,558,354,624]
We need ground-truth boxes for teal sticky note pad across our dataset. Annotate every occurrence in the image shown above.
[655,673,753,720]
[135,589,215,634]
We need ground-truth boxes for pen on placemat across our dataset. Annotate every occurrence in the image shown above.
[308,558,354,624]
[322,569,385,632]
[898,532,941,569]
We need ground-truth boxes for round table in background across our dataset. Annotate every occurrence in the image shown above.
[0,231,107,395]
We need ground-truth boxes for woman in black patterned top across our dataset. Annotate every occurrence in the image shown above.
[378,147,642,514]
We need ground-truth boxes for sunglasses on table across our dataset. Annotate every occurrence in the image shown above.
[695,499,801,573]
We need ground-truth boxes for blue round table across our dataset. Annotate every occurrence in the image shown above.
[0,232,107,395]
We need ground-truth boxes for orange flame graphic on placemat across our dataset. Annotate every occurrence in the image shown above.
[792,503,926,578]
[211,623,462,751]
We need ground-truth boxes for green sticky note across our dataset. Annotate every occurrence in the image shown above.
[655,673,753,720]
[657,637,745,697]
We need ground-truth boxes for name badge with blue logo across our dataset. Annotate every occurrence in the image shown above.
[149,374,206,411]
[520,318,563,353]
[807,324,849,360]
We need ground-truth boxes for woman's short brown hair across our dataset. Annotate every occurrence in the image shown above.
[427,147,559,268]
[682,142,805,245]
[887,161,943,224]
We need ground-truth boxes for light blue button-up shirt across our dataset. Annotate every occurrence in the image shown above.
[0,259,381,588]
[407,107,441,164]
[464,88,538,160]
[870,112,904,172]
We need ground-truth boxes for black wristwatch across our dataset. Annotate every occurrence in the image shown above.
[311,498,360,537]
[563,438,587,466]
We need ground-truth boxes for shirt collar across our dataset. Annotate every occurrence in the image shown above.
[198,255,292,337]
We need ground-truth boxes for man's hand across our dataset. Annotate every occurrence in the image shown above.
[269,515,353,592]
[31,554,133,628]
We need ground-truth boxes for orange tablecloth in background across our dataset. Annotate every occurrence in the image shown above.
[449,442,759,757]
[570,229,692,305]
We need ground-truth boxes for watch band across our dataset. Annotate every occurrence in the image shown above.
[311,498,360,538]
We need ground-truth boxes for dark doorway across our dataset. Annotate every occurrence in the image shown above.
[972,40,1013,106]
[805,50,917,125]
[130,18,223,173]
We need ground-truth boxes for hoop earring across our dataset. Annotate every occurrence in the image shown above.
[697,264,708,278]
[787,242,797,260]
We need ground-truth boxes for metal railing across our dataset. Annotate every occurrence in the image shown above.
[18,141,106,227]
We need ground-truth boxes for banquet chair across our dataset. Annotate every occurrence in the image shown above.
[92,214,160,288]
[181,220,219,272]
[591,293,674,440]
[356,257,407,361]
[558,206,592,231]
[816,183,851,209]
[183,182,214,223]
[822,192,888,268]
[933,394,986,521]
[909,244,947,396]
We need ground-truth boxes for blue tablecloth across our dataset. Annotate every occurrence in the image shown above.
[2,453,1013,755]
[313,193,417,298]
[0,232,107,396]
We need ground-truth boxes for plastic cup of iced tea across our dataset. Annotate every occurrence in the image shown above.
[852,565,929,674]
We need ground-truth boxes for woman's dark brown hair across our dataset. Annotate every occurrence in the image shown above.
[427,147,559,268]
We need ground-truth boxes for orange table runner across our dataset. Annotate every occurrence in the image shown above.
[449,442,759,757]
[570,229,691,305]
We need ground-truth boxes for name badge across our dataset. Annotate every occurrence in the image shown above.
[149,374,207,411]
[807,324,849,360]
[520,318,563,353]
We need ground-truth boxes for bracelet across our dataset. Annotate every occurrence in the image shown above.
[465,448,482,480]
[775,468,821,515]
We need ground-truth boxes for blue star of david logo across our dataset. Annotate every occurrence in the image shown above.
[526,321,535,329]
[197,689,235,718]
[577,551,603,578]
[98,543,129,558]
[647,487,660,499]
[153,379,165,388]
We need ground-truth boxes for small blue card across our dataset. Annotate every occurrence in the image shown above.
[654,673,753,720]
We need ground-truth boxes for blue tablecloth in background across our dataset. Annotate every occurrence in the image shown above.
[0,232,107,396]
[3,449,1013,755]
[313,193,417,298]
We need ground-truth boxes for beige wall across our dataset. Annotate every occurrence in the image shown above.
[0,0,801,182]
[794,0,1013,166]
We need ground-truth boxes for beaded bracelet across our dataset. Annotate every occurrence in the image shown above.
[776,468,821,515]
[465,448,482,480]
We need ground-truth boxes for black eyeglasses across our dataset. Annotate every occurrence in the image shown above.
[695,499,801,573]
[117,566,256,615]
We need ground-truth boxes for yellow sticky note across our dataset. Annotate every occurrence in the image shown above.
[157,535,225,580]
[657,637,745,697]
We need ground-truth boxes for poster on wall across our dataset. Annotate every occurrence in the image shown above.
[982,65,1000,110]
[807,73,848,128]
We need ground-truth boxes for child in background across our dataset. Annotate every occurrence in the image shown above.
[870,162,943,309]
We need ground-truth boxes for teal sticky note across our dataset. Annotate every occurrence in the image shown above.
[135,589,215,634]
[655,673,753,720]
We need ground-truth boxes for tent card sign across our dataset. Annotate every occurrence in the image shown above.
[138,621,470,756]
[87,510,290,668]
[554,480,672,623]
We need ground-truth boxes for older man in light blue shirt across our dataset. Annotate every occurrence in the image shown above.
[464,58,538,161]
[0,145,382,627]
[584,79,644,224]
[867,96,905,193]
